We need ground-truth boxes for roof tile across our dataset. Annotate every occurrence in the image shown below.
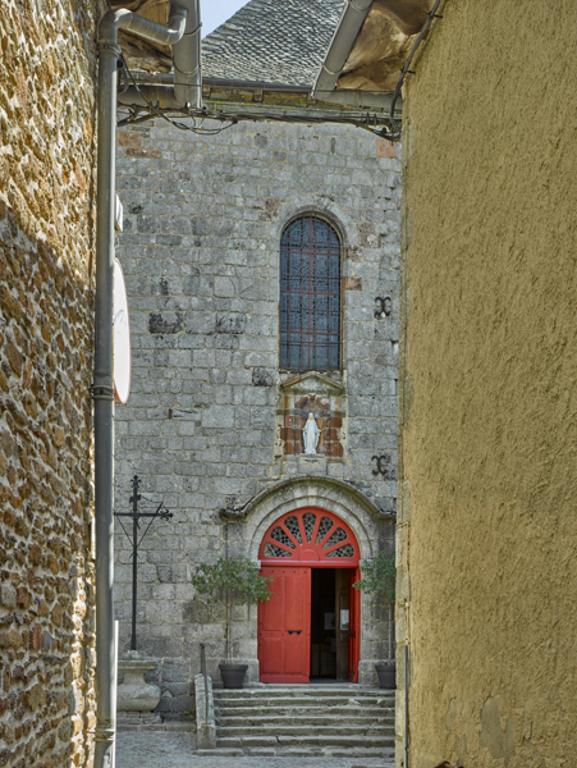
[202,0,345,88]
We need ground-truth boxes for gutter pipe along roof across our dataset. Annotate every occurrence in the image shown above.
[311,0,398,111]
[313,0,373,100]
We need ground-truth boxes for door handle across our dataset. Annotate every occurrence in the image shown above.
[287,629,302,635]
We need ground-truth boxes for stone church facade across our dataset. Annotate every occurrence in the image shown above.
[114,1,400,716]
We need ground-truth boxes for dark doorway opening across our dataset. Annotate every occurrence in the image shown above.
[310,569,354,681]
[310,569,336,679]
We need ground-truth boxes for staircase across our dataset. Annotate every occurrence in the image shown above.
[199,685,395,761]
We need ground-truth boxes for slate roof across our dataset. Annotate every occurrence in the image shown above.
[202,0,346,88]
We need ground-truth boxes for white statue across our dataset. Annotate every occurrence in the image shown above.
[302,412,320,455]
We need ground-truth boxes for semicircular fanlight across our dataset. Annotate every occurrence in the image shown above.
[260,509,359,565]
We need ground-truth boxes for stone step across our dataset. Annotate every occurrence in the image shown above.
[214,695,393,708]
[213,687,392,698]
[217,718,394,733]
[215,702,395,718]
[216,708,395,726]
[216,734,395,748]
[196,746,395,761]
[212,686,395,759]
[217,723,394,736]
[327,749,395,761]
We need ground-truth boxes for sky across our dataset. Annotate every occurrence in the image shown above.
[201,0,248,37]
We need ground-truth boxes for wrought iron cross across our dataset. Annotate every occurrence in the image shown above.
[114,475,173,651]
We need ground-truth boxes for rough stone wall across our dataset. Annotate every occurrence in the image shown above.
[0,1,99,765]
[398,1,577,766]
[113,119,400,711]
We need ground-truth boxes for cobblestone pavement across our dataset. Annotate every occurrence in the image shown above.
[116,731,394,768]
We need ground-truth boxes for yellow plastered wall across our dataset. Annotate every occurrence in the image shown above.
[399,1,577,766]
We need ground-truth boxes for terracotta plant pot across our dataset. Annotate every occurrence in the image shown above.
[375,661,396,689]
[219,662,248,689]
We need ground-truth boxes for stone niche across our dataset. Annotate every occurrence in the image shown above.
[278,372,345,458]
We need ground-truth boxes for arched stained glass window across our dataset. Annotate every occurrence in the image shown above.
[280,216,341,371]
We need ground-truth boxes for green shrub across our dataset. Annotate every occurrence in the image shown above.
[191,557,271,659]
[353,549,395,604]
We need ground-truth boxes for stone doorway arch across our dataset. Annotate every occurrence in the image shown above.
[258,506,361,683]
[222,476,392,686]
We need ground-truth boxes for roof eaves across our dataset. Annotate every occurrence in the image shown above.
[203,76,311,93]
[315,89,395,111]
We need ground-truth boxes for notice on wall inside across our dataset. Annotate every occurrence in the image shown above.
[324,612,335,630]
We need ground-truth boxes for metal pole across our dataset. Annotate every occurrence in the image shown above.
[200,642,209,725]
[115,475,172,655]
[404,643,410,768]
[92,6,194,767]
[93,17,119,768]
[130,475,140,651]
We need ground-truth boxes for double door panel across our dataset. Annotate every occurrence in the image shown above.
[259,566,311,683]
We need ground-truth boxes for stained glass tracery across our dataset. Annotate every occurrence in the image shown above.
[280,216,341,371]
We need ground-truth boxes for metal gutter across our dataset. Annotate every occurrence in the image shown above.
[204,76,309,93]
[119,79,394,115]
[117,84,391,113]
[93,4,200,767]
[313,88,396,111]
[117,78,309,111]
[126,71,311,93]
[312,0,375,102]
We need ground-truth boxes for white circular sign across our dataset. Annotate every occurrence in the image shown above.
[113,258,131,404]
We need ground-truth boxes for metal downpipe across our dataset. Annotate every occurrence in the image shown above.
[173,0,202,108]
[93,24,120,768]
[93,7,188,767]
[116,0,202,111]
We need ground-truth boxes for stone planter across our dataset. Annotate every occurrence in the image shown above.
[219,662,248,689]
[375,660,396,690]
[117,653,161,714]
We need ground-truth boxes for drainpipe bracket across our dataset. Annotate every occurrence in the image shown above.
[99,41,122,59]
[91,384,115,401]
[94,723,116,739]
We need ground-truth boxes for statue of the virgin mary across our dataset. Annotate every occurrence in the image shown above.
[302,412,320,455]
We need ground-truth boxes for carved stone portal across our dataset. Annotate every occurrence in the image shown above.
[278,372,345,458]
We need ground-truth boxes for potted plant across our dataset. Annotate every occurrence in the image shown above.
[353,549,396,689]
[191,557,271,688]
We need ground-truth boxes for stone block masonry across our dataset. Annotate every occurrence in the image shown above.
[114,118,401,700]
[0,1,102,765]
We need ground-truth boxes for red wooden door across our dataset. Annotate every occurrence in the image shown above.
[259,566,311,683]
[349,568,361,682]
[258,508,361,683]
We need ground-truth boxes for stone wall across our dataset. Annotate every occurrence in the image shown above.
[398,1,577,766]
[0,1,99,765]
[114,118,401,712]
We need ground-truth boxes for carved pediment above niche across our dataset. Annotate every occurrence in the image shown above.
[280,371,345,397]
[278,372,346,459]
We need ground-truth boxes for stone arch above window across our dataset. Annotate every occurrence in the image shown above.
[279,215,341,371]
